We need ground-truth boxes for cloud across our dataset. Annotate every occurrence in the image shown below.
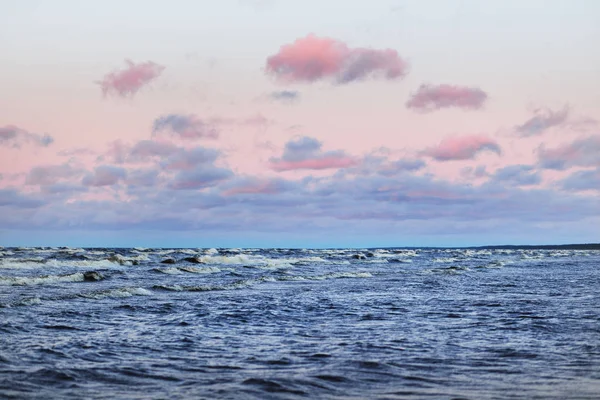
[129,140,179,160]
[382,159,426,174]
[269,136,358,171]
[125,168,160,188]
[160,147,220,171]
[461,165,489,180]
[152,114,219,140]
[490,165,541,186]
[0,125,54,148]
[538,135,600,170]
[221,177,292,196]
[40,183,88,196]
[266,34,408,84]
[424,135,501,161]
[0,189,45,209]
[82,165,127,187]
[25,164,80,186]
[515,106,569,137]
[269,90,300,103]
[169,165,233,190]
[406,84,488,112]
[364,157,426,177]
[97,60,165,98]
[561,168,600,191]
[100,140,129,164]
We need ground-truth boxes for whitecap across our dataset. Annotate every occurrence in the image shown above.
[0,272,84,286]
[80,287,152,299]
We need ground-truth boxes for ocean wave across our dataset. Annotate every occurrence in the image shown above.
[433,257,460,263]
[475,261,506,269]
[152,276,278,293]
[278,272,373,281]
[153,267,185,275]
[178,266,221,274]
[426,266,470,274]
[79,287,152,299]
[153,265,222,274]
[0,272,85,286]
[107,253,150,265]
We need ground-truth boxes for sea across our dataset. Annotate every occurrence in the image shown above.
[0,246,599,399]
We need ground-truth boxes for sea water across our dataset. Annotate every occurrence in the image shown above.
[1,247,599,399]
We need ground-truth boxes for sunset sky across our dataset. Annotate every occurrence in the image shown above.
[1,0,599,247]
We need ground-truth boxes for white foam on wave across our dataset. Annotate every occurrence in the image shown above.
[80,287,152,299]
[48,259,122,269]
[58,248,87,254]
[154,276,275,292]
[107,253,150,265]
[426,266,470,274]
[278,271,373,281]
[17,297,43,306]
[290,256,330,264]
[178,266,221,274]
[433,257,460,263]
[475,261,505,269]
[0,272,85,286]
[313,271,373,280]
[153,249,201,257]
[0,258,124,270]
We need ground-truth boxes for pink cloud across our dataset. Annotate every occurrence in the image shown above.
[97,60,165,98]
[406,84,488,112]
[424,135,501,161]
[266,34,408,84]
[270,157,358,172]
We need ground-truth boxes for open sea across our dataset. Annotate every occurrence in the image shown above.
[0,246,599,399]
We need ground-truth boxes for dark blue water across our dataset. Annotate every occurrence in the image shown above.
[1,247,599,399]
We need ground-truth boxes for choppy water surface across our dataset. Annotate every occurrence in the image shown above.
[1,247,599,399]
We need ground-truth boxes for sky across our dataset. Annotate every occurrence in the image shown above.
[0,0,599,248]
